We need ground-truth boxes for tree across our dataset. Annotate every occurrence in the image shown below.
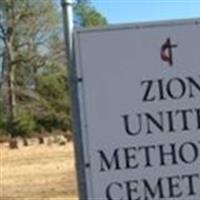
[0,0,107,138]
[0,0,60,136]
[75,3,107,27]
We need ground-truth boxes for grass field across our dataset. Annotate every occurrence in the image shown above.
[0,139,78,200]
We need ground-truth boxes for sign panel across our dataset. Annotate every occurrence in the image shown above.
[74,18,200,200]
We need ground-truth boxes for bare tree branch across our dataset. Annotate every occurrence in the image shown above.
[0,23,5,41]
[0,35,5,41]
[0,51,4,57]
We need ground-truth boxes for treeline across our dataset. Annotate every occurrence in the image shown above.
[0,0,107,138]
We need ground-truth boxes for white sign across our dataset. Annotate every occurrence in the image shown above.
[74,18,200,200]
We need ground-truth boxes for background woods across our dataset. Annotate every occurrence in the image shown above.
[0,0,106,141]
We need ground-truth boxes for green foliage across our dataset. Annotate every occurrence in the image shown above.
[11,111,36,137]
[75,3,107,27]
[0,102,7,135]
[0,0,107,138]
[35,112,70,133]
[35,70,70,132]
[37,74,66,101]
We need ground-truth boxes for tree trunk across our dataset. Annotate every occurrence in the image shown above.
[23,137,29,146]
[9,138,18,149]
[1,48,16,136]
[6,39,16,136]
[7,62,16,122]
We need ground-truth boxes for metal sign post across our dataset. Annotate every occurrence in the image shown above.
[61,0,88,199]
[61,0,74,63]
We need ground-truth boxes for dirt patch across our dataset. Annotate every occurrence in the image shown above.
[0,141,78,200]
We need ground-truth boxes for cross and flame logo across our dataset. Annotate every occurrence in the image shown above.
[160,38,177,66]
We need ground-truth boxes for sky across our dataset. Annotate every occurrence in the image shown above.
[91,0,200,24]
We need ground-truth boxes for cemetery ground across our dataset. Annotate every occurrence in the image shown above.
[0,136,78,200]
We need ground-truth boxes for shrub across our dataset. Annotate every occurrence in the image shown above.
[12,111,36,137]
